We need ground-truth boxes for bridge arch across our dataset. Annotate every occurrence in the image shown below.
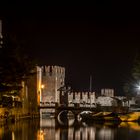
[57,110,75,118]
[56,109,94,121]
[57,110,75,126]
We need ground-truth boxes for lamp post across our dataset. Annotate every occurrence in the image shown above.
[41,84,45,89]
[89,75,92,108]
[41,84,45,104]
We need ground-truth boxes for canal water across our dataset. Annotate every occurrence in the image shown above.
[1,117,140,140]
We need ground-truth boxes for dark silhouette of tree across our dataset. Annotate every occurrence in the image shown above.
[132,53,140,80]
[0,34,36,95]
[123,51,140,98]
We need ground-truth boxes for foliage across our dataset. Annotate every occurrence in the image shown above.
[123,52,140,97]
[132,53,140,80]
[123,77,136,98]
[0,35,36,94]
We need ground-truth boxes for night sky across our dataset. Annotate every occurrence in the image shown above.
[1,4,140,95]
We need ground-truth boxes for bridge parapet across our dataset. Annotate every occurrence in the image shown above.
[68,91,96,105]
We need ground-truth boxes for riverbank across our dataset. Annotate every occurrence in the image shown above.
[0,107,40,126]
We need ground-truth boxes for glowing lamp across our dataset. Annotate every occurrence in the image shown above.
[41,84,45,89]
[138,85,140,90]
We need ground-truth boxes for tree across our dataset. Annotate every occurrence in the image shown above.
[132,53,140,80]
[123,51,140,98]
[0,34,36,95]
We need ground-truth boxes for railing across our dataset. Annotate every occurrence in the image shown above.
[40,102,55,106]
[39,102,96,109]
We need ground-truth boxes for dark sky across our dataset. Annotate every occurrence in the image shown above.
[1,4,140,94]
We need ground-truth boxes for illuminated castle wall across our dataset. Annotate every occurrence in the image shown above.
[41,66,65,103]
[68,92,96,105]
[21,65,65,114]
[101,88,114,97]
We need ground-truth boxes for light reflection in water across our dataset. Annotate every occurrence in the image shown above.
[12,131,15,140]
[97,128,114,140]
[1,118,140,140]
[119,122,140,131]
[37,130,44,140]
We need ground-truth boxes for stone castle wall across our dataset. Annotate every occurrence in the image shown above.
[101,89,114,97]
[68,92,96,104]
[41,66,65,103]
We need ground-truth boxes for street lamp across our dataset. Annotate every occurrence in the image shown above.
[41,84,45,103]
[41,84,45,89]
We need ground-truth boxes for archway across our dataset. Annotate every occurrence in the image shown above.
[57,110,75,126]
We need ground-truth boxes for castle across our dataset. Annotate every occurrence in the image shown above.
[38,65,96,107]
[40,65,65,104]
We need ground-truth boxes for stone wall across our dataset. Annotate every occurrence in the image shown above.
[20,66,40,115]
[41,66,65,103]
[96,96,117,106]
[68,92,96,105]
[101,89,114,97]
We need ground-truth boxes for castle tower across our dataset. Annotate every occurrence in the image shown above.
[41,65,65,104]
[0,20,3,48]
[20,66,41,114]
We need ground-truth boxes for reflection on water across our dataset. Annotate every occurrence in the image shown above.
[0,119,39,140]
[1,118,140,140]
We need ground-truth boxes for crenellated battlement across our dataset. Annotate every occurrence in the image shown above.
[68,92,96,104]
[69,91,95,96]
[101,88,114,97]
[39,65,65,103]
[41,65,65,76]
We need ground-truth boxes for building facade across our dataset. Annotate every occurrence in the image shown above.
[20,66,41,114]
[20,65,65,114]
[41,66,65,104]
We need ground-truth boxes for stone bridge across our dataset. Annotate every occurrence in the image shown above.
[55,105,96,118]
[39,85,96,118]
[39,102,96,119]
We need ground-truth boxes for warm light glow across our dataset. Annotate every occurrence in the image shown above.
[37,130,44,140]
[12,131,15,140]
[41,84,45,89]
[119,122,140,131]
[136,82,140,94]
[137,85,140,90]
[134,82,140,94]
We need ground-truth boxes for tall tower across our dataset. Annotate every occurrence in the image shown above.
[41,65,65,104]
[20,66,41,114]
[0,20,3,48]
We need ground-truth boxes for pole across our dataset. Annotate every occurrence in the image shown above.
[89,75,92,92]
[89,75,92,108]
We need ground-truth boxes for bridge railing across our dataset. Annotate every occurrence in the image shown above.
[39,102,96,108]
[68,103,96,107]
[40,102,55,107]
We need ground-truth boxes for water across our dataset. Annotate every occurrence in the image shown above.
[1,118,140,140]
